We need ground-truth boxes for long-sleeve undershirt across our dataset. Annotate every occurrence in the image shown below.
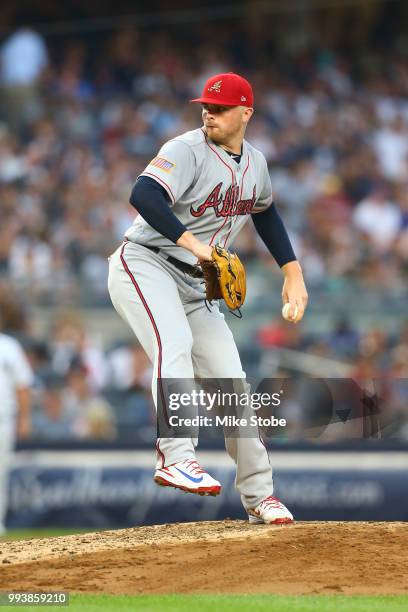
[129,176,297,266]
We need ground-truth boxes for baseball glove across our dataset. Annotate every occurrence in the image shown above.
[200,245,246,312]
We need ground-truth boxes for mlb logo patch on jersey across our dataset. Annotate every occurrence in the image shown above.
[150,157,176,172]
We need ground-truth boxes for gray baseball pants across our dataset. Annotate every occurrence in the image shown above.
[108,240,273,510]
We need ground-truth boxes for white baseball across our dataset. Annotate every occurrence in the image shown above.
[282,303,298,321]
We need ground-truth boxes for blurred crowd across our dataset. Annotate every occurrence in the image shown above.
[1,283,407,443]
[1,22,408,444]
[0,285,155,442]
[256,314,408,440]
[0,26,408,304]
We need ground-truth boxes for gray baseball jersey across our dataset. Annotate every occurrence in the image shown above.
[125,127,273,263]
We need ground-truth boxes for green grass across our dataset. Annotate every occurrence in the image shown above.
[3,594,408,612]
[1,528,103,541]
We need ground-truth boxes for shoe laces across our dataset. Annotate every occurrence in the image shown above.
[259,496,285,510]
[181,459,205,475]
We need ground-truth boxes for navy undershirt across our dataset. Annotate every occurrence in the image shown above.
[251,206,296,267]
[225,151,242,164]
[130,177,186,243]
[129,176,296,267]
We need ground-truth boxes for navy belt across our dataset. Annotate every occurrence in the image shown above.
[126,239,204,279]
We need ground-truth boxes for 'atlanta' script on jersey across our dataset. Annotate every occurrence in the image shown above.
[125,127,273,264]
[190,183,257,218]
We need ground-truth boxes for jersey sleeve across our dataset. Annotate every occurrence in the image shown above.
[6,338,34,389]
[251,156,273,214]
[140,139,196,204]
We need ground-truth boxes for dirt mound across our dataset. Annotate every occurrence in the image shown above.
[1,521,407,595]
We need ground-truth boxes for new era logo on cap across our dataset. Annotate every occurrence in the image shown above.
[191,72,254,107]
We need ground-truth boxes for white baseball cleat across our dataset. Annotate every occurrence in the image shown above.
[154,458,222,496]
[248,495,294,525]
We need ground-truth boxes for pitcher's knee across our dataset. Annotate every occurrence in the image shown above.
[161,331,194,375]
[170,333,194,364]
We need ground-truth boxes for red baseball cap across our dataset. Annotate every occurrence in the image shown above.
[191,72,254,107]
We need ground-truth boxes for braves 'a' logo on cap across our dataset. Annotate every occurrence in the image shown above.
[208,80,222,93]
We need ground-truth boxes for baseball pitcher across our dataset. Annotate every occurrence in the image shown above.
[108,72,308,524]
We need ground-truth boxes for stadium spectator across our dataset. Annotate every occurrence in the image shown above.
[0,28,49,133]
[63,363,116,440]
[31,372,80,440]
[352,184,402,254]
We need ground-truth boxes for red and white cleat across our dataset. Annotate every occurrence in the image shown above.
[154,458,222,496]
[248,495,294,524]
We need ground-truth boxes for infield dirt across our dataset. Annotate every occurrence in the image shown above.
[0,521,407,595]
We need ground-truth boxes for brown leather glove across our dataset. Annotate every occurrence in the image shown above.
[200,245,246,312]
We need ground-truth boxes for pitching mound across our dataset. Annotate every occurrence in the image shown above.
[1,521,407,595]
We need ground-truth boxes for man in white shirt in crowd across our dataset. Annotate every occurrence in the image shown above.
[352,183,402,254]
[0,27,49,133]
